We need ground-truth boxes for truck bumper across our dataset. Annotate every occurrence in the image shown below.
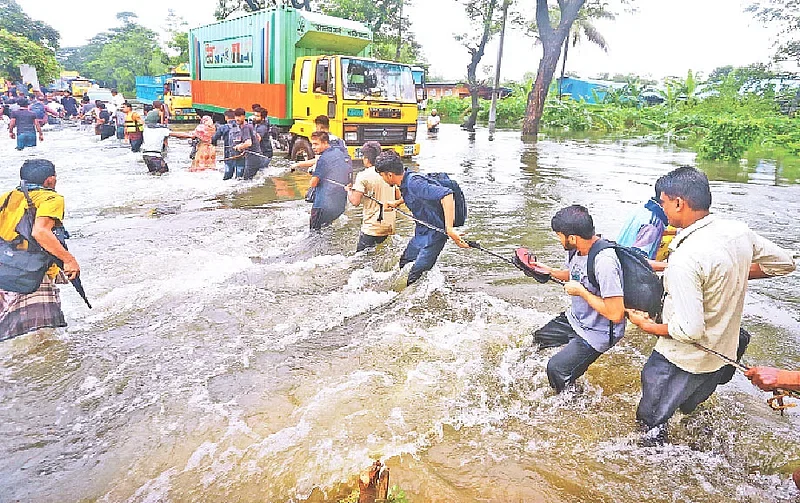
[348,143,420,159]
[172,108,199,122]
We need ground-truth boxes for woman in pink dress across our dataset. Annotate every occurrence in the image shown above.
[188,116,217,171]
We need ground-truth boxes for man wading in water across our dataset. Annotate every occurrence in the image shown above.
[525,205,626,392]
[627,167,795,444]
[0,160,81,341]
[346,141,399,252]
[308,131,352,230]
[375,151,469,285]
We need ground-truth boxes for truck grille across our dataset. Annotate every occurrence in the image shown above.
[361,125,407,143]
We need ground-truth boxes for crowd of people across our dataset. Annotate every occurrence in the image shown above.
[3,91,800,489]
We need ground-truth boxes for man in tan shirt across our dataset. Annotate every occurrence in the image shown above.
[347,141,399,251]
[627,166,795,443]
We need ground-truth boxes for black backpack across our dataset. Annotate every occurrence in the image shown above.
[422,172,467,227]
[584,238,664,319]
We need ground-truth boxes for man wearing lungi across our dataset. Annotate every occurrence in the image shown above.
[0,159,81,341]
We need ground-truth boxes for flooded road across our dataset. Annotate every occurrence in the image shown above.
[1,123,799,502]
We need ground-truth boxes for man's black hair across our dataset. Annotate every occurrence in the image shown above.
[17,98,29,107]
[223,109,236,119]
[374,150,404,175]
[551,205,595,239]
[654,174,668,201]
[251,103,261,111]
[659,166,712,211]
[20,159,56,185]
[234,107,246,116]
[310,131,329,143]
[314,115,330,128]
[361,141,382,165]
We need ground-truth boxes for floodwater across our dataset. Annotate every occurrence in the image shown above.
[1,123,799,503]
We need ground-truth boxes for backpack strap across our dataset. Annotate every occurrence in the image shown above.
[586,238,619,348]
[18,182,44,252]
[586,238,615,292]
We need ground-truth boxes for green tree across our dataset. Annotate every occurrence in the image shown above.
[747,0,800,62]
[164,9,190,67]
[82,14,169,94]
[0,0,60,51]
[0,28,60,83]
[317,0,423,63]
[522,0,631,137]
[556,5,614,97]
[457,0,502,131]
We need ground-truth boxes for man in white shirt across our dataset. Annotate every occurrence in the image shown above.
[141,113,190,174]
[110,89,125,110]
[627,166,795,444]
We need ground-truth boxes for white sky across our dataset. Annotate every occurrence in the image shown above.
[22,0,786,82]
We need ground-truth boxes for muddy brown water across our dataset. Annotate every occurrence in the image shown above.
[1,123,798,502]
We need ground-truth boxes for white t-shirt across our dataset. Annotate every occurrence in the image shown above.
[111,94,125,109]
[427,115,440,129]
[142,126,170,156]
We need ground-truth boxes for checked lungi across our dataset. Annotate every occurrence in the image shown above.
[0,277,66,342]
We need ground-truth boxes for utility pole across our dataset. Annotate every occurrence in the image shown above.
[488,0,510,140]
[396,0,403,60]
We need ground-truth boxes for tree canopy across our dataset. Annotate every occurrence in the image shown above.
[0,0,60,51]
[748,0,800,62]
[0,28,60,84]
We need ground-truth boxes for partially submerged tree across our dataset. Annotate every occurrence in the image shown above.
[457,0,501,132]
[521,0,586,137]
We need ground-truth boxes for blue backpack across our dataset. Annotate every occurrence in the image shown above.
[423,172,467,227]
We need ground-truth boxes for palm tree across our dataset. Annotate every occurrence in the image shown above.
[557,7,614,98]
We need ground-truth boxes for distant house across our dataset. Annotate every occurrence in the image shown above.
[555,77,624,104]
[426,82,513,100]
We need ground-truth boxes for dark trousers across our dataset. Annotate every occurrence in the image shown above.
[399,231,447,285]
[534,312,603,392]
[637,328,751,432]
[310,207,344,230]
[357,232,388,252]
[242,152,262,180]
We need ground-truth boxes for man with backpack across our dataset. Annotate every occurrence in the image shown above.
[0,159,81,342]
[524,205,627,393]
[375,151,469,285]
[626,166,795,444]
[211,109,241,180]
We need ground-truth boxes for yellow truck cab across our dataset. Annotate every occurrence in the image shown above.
[290,55,420,160]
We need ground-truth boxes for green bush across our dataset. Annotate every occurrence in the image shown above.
[697,119,763,160]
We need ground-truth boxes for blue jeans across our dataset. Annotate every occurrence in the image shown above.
[16,132,36,150]
[223,158,245,180]
[534,312,602,392]
[399,231,447,285]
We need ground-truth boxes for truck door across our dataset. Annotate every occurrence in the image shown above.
[311,58,335,119]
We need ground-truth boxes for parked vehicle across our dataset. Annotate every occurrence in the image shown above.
[135,73,198,122]
[188,5,420,160]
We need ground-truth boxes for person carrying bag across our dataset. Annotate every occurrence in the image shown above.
[0,159,81,342]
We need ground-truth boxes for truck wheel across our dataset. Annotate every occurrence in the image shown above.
[291,137,314,161]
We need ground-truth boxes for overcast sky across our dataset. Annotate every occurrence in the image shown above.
[23,0,786,82]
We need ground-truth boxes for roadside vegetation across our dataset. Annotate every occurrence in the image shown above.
[427,65,800,161]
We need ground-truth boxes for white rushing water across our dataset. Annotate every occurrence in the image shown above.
[1,123,799,502]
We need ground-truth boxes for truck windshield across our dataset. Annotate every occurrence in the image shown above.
[341,58,416,104]
[172,80,192,97]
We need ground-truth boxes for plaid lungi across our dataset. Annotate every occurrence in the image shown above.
[0,277,66,341]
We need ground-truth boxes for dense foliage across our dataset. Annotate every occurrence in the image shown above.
[0,0,60,84]
[428,65,800,161]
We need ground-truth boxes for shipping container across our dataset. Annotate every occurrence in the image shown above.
[188,5,420,159]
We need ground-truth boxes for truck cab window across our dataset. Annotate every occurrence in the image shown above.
[314,59,329,94]
[299,59,312,93]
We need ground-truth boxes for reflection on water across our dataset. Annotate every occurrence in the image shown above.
[0,124,798,502]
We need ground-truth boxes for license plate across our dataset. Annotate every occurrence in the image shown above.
[353,147,363,159]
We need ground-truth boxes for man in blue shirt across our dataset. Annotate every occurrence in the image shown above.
[308,131,352,230]
[375,151,469,285]
[211,109,239,180]
[524,205,626,392]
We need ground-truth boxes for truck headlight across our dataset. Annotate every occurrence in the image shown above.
[406,128,416,141]
[344,132,358,142]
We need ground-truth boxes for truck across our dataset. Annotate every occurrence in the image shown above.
[188,5,420,160]
[134,73,198,122]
